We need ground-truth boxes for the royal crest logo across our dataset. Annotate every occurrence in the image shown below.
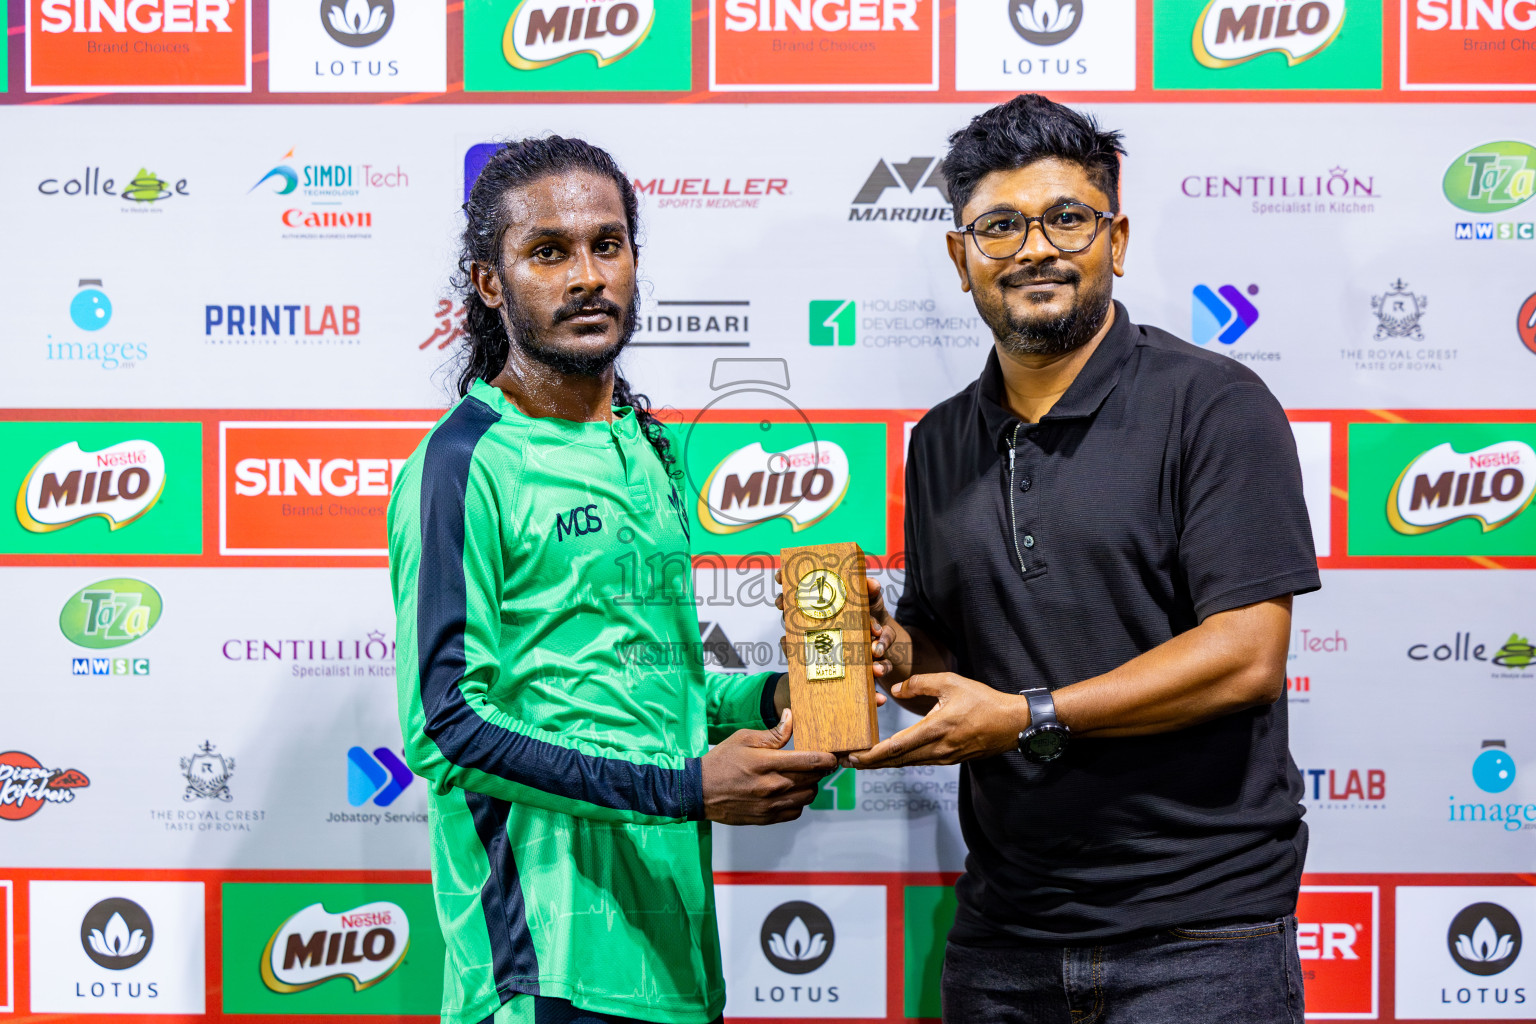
[1387,440,1536,535]
[261,901,410,993]
[697,440,850,534]
[1192,0,1346,67]
[502,0,655,69]
[16,440,166,534]
[0,751,89,821]
[1371,279,1427,340]
[181,741,235,802]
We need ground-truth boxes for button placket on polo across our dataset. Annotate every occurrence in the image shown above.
[1008,424,1046,577]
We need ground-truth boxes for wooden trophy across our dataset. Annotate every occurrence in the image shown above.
[780,542,880,754]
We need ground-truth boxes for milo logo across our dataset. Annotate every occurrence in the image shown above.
[698,440,850,535]
[502,0,655,70]
[16,439,166,534]
[1193,0,1347,67]
[261,901,410,994]
[1388,440,1536,535]
[59,578,163,649]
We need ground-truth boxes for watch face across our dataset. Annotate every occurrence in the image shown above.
[1028,728,1067,760]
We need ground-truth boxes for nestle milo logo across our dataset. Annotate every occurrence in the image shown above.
[697,440,850,535]
[1444,141,1536,214]
[59,578,163,649]
[1388,440,1536,535]
[16,439,166,534]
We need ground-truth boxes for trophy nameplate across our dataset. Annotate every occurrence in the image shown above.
[781,542,880,754]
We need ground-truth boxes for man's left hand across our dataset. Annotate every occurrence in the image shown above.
[848,672,1030,769]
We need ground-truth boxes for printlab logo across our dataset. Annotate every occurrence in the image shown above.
[1193,0,1346,67]
[81,898,153,970]
[1191,283,1260,344]
[17,439,167,535]
[261,901,410,992]
[322,0,392,46]
[809,300,856,347]
[1449,902,1522,975]
[761,901,834,974]
[347,747,412,807]
[0,751,89,820]
[1371,279,1427,339]
[181,741,235,802]
[1011,0,1081,43]
[849,157,952,222]
[1519,293,1536,356]
[1386,439,1535,535]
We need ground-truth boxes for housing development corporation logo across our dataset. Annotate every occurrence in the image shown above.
[1192,0,1346,66]
[466,0,689,91]
[810,300,857,346]
[261,901,410,993]
[17,440,166,534]
[80,898,154,970]
[1386,440,1536,535]
[761,901,835,974]
[1449,903,1522,975]
[0,751,89,820]
[27,0,251,91]
[711,0,938,90]
[849,156,951,222]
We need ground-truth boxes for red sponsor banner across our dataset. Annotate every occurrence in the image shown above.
[219,421,432,556]
[27,0,251,91]
[709,0,938,91]
[1401,0,1536,89]
[1297,885,1379,1019]
[0,880,11,1014]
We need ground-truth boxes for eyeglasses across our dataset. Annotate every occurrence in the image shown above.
[960,203,1115,258]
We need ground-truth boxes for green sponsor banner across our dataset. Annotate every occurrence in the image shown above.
[463,0,691,92]
[1442,141,1536,214]
[0,0,7,93]
[670,420,887,557]
[0,421,201,555]
[222,882,444,1015]
[904,885,957,1019]
[1152,0,1381,90]
[1348,422,1536,556]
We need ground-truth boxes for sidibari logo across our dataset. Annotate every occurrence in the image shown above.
[322,0,392,46]
[698,441,850,534]
[0,751,89,821]
[760,900,834,974]
[503,0,654,69]
[59,578,162,649]
[1386,440,1536,535]
[1192,0,1346,67]
[261,901,409,993]
[1443,142,1536,214]
[17,440,166,534]
[1449,902,1522,975]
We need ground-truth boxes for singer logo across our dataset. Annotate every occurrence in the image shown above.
[698,440,850,534]
[219,421,431,556]
[27,0,251,90]
[1295,886,1378,1017]
[1193,0,1347,66]
[1404,0,1536,88]
[260,901,409,993]
[710,0,937,90]
[502,0,655,69]
[1387,440,1536,535]
[17,440,165,534]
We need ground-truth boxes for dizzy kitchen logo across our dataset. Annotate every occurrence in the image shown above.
[261,901,410,993]
[503,0,655,69]
[697,440,849,534]
[0,751,89,821]
[1192,0,1346,66]
[16,440,166,534]
[1387,440,1536,535]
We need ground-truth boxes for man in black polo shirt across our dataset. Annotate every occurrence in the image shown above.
[850,95,1320,1021]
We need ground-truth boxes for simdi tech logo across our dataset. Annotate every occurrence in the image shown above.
[1348,422,1536,556]
[464,0,691,92]
[710,0,938,91]
[27,0,250,91]
[248,148,408,240]
[1152,0,1381,88]
[1404,0,1536,88]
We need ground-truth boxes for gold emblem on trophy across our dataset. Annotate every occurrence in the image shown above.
[780,543,880,753]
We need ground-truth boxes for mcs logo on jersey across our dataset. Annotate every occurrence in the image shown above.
[28,0,251,91]
[711,0,938,90]
[1295,886,1378,1017]
[1405,0,1536,88]
[220,420,431,556]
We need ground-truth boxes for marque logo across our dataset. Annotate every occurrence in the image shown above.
[554,503,604,542]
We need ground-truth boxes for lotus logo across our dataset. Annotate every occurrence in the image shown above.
[1192,0,1347,68]
[1387,440,1536,535]
[322,0,392,47]
[1011,0,1081,44]
[1448,902,1521,976]
[760,900,835,974]
[697,440,850,534]
[80,898,154,970]
[16,440,167,534]
[502,0,655,71]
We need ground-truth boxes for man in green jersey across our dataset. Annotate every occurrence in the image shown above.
[388,137,843,1024]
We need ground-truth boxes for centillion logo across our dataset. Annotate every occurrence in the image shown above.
[502,0,655,69]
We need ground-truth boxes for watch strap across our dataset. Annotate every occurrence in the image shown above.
[1021,686,1057,729]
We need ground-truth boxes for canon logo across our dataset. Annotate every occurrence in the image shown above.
[722,0,919,31]
[39,0,235,33]
[1415,0,1536,29]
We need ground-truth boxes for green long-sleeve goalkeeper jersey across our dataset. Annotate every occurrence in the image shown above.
[387,381,778,1024]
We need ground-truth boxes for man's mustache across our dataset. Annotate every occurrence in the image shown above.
[1000,265,1080,288]
[552,295,625,325]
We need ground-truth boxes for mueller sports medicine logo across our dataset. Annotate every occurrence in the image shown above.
[1387,440,1536,535]
[850,157,951,221]
[17,440,166,534]
[1192,0,1346,67]
[503,0,655,69]
[261,901,409,993]
[697,440,850,534]
[0,752,89,821]
[28,0,251,91]
[712,0,937,90]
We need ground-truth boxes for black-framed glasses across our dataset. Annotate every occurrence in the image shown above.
[960,203,1114,258]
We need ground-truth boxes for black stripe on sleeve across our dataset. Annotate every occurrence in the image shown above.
[466,790,539,1002]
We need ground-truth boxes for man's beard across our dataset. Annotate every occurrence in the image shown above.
[502,286,640,377]
[981,263,1112,358]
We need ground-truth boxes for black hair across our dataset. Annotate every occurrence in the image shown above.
[452,134,675,474]
[941,94,1127,226]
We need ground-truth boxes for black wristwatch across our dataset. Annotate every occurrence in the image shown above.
[1018,687,1069,763]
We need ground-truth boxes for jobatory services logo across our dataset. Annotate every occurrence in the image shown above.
[266,0,445,91]
[346,747,412,807]
[26,0,251,91]
[1153,0,1380,88]
[710,0,938,91]
[0,752,89,821]
[1191,283,1277,362]
[849,156,951,222]
[219,421,431,556]
[81,898,153,970]
[464,0,690,92]
[1295,886,1379,1018]
[1404,0,1536,89]
[957,0,1136,91]
[181,741,235,802]
[204,302,363,346]
[47,278,150,371]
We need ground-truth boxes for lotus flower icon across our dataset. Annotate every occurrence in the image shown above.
[88,912,148,960]
[321,0,393,46]
[768,916,828,963]
[1456,917,1517,964]
[1011,0,1081,43]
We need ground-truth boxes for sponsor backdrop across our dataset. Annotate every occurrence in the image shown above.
[0,1,1532,1022]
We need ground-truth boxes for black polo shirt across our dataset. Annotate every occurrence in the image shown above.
[896,301,1320,944]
